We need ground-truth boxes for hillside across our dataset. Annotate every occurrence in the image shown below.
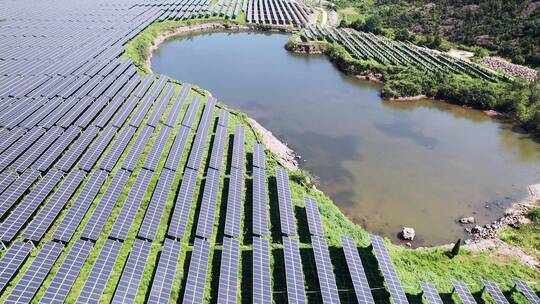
[335,0,540,67]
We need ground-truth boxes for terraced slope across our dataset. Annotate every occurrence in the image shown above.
[0,0,538,304]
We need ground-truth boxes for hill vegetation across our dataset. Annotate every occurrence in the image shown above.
[335,0,540,68]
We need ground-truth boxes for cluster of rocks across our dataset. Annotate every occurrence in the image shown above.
[478,56,538,81]
[462,203,530,242]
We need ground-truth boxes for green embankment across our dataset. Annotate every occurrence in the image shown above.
[500,206,540,262]
[118,18,540,303]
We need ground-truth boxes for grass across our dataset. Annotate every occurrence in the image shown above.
[500,206,540,261]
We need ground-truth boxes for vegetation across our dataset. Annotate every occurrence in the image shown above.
[500,206,540,261]
[334,0,540,67]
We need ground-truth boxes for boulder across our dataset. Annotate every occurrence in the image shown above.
[400,227,415,240]
[459,217,475,224]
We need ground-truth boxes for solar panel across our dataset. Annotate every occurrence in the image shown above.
[11,126,63,172]
[513,279,540,304]
[283,236,306,304]
[230,125,244,170]
[81,169,130,241]
[341,236,374,303]
[119,74,141,98]
[122,125,154,172]
[482,280,510,304]
[195,168,221,239]
[421,283,443,304]
[370,234,409,304]
[33,125,80,172]
[112,96,139,129]
[56,126,99,172]
[181,96,201,128]
[217,237,240,304]
[164,85,190,128]
[109,169,154,241]
[0,169,64,242]
[252,167,268,237]
[217,109,229,127]
[304,196,324,237]
[167,168,199,240]
[112,239,152,303]
[0,127,24,154]
[138,168,175,241]
[252,236,272,304]
[77,239,122,303]
[143,125,172,171]
[208,125,227,170]
[452,280,477,304]
[311,237,340,304]
[0,171,17,195]
[93,95,125,128]
[23,169,86,242]
[78,125,117,172]
[5,241,63,304]
[163,126,190,171]
[40,240,93,304]
[183,238,211,304]
[224,167,243,238]
[134,75,154,98]
[253,143,265,169]
[275,167,296,236]
[147,239,182,304]
[53,170,108,243]
[0,169,40,218]
[186,110,213,171]
[100,126,136,172]
[147,85,175,127]
[0,241,33,293]
[0,127,44,171]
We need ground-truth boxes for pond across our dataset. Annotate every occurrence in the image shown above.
[151,30,540,246]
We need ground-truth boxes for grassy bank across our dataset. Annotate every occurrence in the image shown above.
[117,18,540,303]
[500,206,540,261]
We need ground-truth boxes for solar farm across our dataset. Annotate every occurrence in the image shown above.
[0,0,539,303]
[301,25,502,82]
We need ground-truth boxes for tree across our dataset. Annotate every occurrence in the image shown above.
[363,15,384,35]
[395,28,413,42]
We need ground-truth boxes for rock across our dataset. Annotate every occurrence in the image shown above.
[400,227,415,240]
[510,223,521,229]
[471,225,483,233]
[459,217,475,224]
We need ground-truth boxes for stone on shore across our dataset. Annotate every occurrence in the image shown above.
[400,227,415,240]
[459,216,475,224]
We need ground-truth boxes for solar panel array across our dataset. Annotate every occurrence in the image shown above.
[482,280,510,304]
[40,240,93,303]
[253,236,272,304]
[217,237,240,304]
[311,236,340,304]
[420,282,444,304]
[304,196,324,237]
[5,241,63,304]
[253,143,265,169]
[370,234,409,304]
[183,238,211,304]
[77,240,122,303]
[147,239,182,304]
[0,242,33,293]
[275,167,297,236]
[283,236,306,304]
[224,166,244,238]
[513,279,540,304]
[341,236,375,304]
[452,280,477,304]
[252,166,269,237]
[112,239,152,303]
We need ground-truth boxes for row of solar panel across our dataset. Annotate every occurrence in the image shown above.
[245,0,312,27]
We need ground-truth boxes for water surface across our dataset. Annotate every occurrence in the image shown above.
[152,31,540,245]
